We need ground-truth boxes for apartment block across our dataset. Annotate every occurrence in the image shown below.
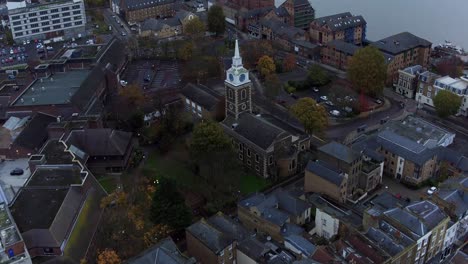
[309,12,366,45]
[371,32,432,85]
[320,39,360,70]
[7,0,86,42]
[116,0,176,24]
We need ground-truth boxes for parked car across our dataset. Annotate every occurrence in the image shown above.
[320,95,328,101]
[312,87,319,92]
[325,101,334,106]
[10,168,24,176]
[375,99,383,104]
[121,32,126,36]
[427,186,437,195]
[329,110,340,117]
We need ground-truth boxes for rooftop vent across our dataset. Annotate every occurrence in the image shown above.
[232,123,238,129]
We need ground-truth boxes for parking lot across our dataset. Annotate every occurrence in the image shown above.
[0,159,31,203]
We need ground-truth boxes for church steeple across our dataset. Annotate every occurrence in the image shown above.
[225,39,250,87]
[224,39,252,119]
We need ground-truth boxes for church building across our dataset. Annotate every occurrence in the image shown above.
[221,40,310,178]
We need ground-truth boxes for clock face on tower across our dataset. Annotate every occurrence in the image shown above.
[229,74,234,82]
[240,74,246,82]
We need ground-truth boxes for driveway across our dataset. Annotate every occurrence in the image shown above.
[381,176,423,202]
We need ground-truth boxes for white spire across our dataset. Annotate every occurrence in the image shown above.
[232,39,242,68]
[234,39,240,58]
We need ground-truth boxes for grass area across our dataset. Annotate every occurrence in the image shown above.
[98,176,119,193]
[240,174,270,195]
[144,143,196,187]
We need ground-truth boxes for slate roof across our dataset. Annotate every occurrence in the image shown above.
[186,215,238,254]
[65,129,132,156]
[306,160,346,186]
[259,18,305,40]
[237,237,270,261]
[371,32,432,55]
[239,7,273,18]
[223,113,288,150]
[365,227,405,256]
[70,66,105,112]
[284,235,316,257]
[123,0,175,10]
[126,237,194,264]
[239,189,310,223]
[13,112,55,151]
[140,18,164,31]
[351,135,384,162]
[207,213,250,242]
[438,148,468,173]
[326,40,361,55]
[437,188,468,219]
[273,189,310,216]
[402,65,423,75]
[313,12,366,32]
[318,141,360,164]
[292,39,318,50]
[384,207,426,237]
[406,200,447,230]
[12,186,84,248]
[181,83,221,111]
[376,130,437,165]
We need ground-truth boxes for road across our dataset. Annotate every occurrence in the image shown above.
[102,8,132,41]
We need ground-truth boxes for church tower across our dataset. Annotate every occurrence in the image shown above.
[225,39,252,120]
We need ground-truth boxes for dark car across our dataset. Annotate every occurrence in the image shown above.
[10,168,24,176]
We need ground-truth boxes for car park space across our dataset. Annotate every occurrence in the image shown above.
[0,159,31,203]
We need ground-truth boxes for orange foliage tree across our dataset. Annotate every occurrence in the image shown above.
[97,249,121,264]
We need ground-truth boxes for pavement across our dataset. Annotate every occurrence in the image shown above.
[0,159,31,203]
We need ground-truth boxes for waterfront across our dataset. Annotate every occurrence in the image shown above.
[311,0,468,49]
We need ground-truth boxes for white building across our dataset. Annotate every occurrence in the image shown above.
[416,74,468,117]
[7,0,86,42]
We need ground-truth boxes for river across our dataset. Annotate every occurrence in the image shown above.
[310,0,468,50]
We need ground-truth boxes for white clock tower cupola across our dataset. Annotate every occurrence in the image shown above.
[225,40,252,119]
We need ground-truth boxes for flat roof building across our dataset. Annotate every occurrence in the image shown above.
[7,0,86,42]
[13,70,90,107]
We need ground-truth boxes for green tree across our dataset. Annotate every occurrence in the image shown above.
[207,5,225,36]
[184,17,205,38]
[290,98,328,134]
[4,29,13,46]
[308,65,330,87]
[433,90,462,118]
[128,111,144,132]
[257,55,276,78]
[264,74,282,99]
[190,121,232,159]
[150,177,192,230]
[347,46,387,96]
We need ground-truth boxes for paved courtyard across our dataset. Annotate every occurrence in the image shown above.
[380,176,424,202]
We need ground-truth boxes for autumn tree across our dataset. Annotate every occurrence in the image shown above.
[184,17,205,38]
[435,56,464,78]
[207,5,225,36]
[97,249,121,264]
[283,54,297,72]
[264,74,282,99]
[150,177,192,229]
[143,224,171,247]
[177,41,194,61]
[241,40,274,68]
[119,84,145,107]
[290,98,328,135]
[308,65,330,87]
[257,55,276,78]
[433,90,462,118]
[190,121,232,158]
[347,46,387,96]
